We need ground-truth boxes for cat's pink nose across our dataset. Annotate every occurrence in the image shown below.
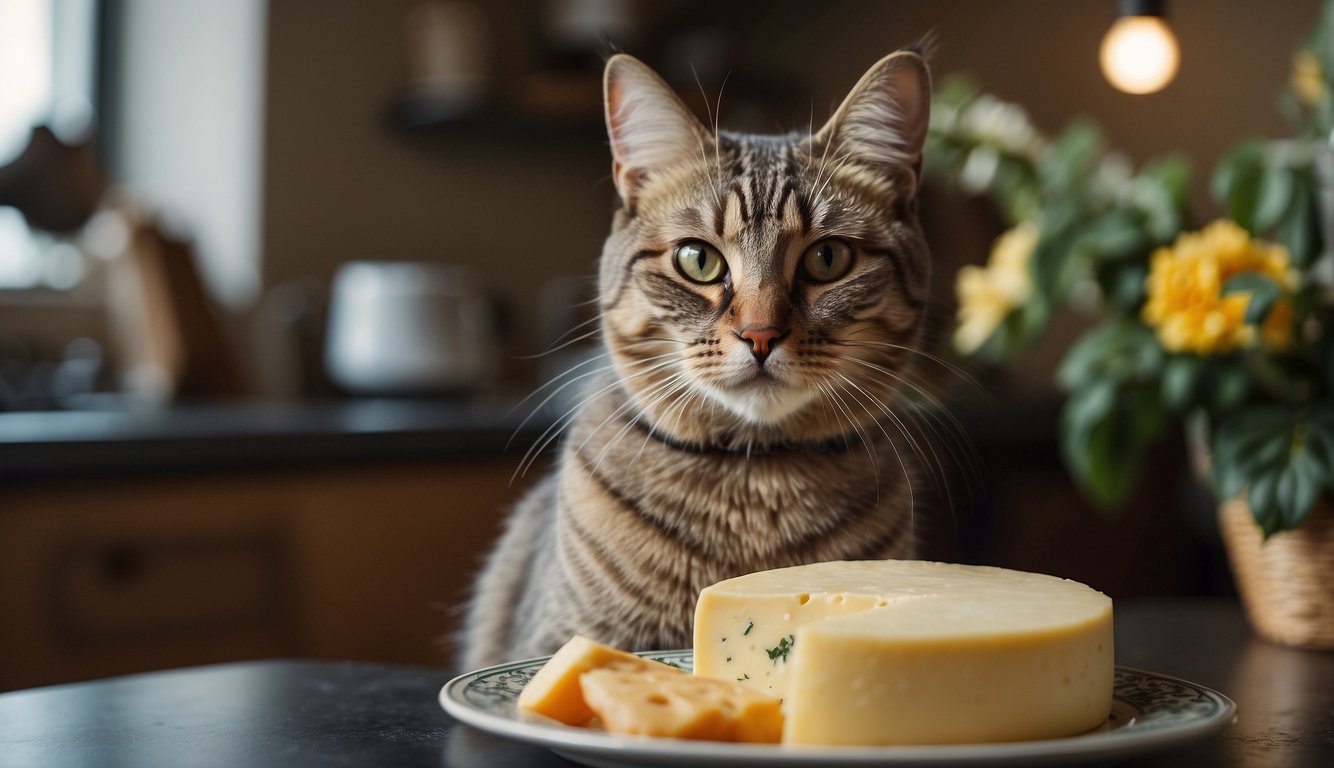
[736,326,786,362]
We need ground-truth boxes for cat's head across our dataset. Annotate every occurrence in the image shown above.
[597,50,931,445]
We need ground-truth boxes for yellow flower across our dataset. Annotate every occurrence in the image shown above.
[954,221,1038,354]
[1142,220,1296,355]
[1292,49,1328,108]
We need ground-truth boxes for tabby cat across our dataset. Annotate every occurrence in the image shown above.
[460,47,933,670]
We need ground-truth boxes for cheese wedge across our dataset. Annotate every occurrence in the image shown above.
[580,668,783,742]
[692,560,1113,746]
[516,635,680,725]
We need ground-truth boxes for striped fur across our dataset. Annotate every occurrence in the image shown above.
[460,50,933,669]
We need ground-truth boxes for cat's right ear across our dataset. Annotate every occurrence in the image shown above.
[810,50,931,192]
[604,54,713,206]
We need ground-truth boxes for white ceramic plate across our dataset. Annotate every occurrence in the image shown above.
[440,650,1235,768]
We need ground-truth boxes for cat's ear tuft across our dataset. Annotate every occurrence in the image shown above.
[604,54,712,204]
[811,51,931,190]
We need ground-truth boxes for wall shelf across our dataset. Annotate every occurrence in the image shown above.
[386,92,604,143]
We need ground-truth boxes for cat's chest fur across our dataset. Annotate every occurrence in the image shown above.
[562,373,896,557]
[559,370,912,598]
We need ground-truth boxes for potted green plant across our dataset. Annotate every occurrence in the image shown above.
[928,1,1334,647]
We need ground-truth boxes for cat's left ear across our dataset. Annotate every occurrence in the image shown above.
[604,54,714,206]
[811,51,931,191]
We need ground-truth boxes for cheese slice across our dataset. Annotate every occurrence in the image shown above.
[580,668,783,742]
[516,635,680,725]
[692,560,1113,746]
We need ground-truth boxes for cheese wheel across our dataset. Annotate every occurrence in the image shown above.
[580,669,783,742]
[692,560,1113,746]
[517,635,679,725]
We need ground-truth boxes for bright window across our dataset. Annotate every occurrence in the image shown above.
[0,0,96,289]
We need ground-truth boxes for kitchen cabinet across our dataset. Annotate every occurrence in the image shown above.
[0,400,550,691]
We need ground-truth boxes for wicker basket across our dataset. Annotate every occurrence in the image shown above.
[1219,498,1334,649]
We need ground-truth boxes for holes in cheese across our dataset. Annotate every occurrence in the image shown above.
[516,635,679,725]
[692,559,1114,746]
[579,669,783,743]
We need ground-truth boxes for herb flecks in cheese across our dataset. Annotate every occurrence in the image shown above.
[765,635,794,664]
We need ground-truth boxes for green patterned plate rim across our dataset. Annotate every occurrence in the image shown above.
[440,650,1235,767]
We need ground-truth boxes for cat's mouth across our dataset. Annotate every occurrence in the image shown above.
[707,367,814,424]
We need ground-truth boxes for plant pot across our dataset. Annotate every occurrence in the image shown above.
[1218,498,1334,649]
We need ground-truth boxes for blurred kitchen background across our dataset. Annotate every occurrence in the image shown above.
[0,0,1321,691]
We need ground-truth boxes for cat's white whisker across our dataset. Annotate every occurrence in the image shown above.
[505,352,612,449]
[804,101,816,173]
[517,318,604,360]
[831,370,911,451]
[513,354,683,481]
[837,368,947,514]
[812,149,857,205]
[712,70,729,188]
[835,352,983,487]
[810,117,838,193]
[833,376,917,531]
[896,405,979,528]
[832,349,974,498]
[506,349,678,448]
[589,373,691,475]
[633,379,702,466]
[689,62,725,210]
[635,337,695,346]
[511,409,576,485]
[579,369,688,459]
[835,353,944,412]
[834,337,986,396]
[823,376,885,504]
[817,378,880,486]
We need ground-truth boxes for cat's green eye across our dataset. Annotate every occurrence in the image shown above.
[801,239,854,282]
[674,241,727,284]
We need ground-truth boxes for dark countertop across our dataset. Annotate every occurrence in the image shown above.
[0,396,1062,484]
[0,397,556,482]
[1,598,1330,767]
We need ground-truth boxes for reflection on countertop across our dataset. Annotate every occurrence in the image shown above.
[0,396,557,481]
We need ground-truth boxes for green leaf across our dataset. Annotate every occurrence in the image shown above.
[1277,452,1321,530]
[1130,384,1166,443]
[1253,165,1296,233]
[1074,393,1160,509]
[1161,356,1202,412]
[1132,171,1187,242]
[1211,406,1333,537]
[1249,472,1282,536]
[1066,379,1118,435]
[1211,366,1251,411]
[1141,155,1191,207]
[1084,209,1147,260]
[1082,417,1142,507]
[1108,262,1149,311]
[1211,140,1265,231]
[1057,321,1140,390]
[932,75,980,107]
[1043,122,1103,193]
[1061,377,1165,510]
[1275,178,1319,267]
[1221,273,1282,325]
[1058,326,1112,390]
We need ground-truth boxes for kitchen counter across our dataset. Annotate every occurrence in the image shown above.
[0,396,558,690]
[0,397,556,481]
[1,599,1329,767]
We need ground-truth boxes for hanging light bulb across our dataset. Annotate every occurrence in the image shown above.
[1100,0,1180,94]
